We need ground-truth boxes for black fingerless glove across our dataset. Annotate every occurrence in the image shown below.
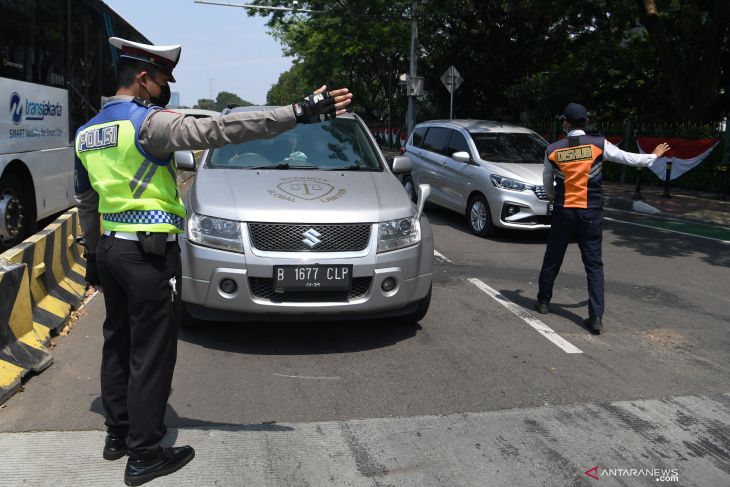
[84,253,101,286]
[293,91,336,124]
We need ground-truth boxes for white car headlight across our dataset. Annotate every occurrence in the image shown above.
[187,213,244,253]
[378,216,421,253]
[490,174,535,192]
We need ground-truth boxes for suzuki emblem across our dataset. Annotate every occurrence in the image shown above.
[302,228,322,248]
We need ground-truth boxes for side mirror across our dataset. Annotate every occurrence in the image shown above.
[452,151,471,163]
[391,156,413,175]
[416,184,430,220]
[175,150,196,171]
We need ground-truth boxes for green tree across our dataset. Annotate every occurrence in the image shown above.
[214,91,253,110]
[249,0,728,124]
[266,62,312,105]
[194,98,216,110]
[194,92,254,111]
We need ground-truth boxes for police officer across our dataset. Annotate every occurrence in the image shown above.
[535,103,669,334]
[74,37,352,486]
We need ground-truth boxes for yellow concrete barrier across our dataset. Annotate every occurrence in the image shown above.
[0,262,52,404]
[1,209,86,340]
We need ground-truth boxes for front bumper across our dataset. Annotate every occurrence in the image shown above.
[488,189,552,230]
[180,220,434,322]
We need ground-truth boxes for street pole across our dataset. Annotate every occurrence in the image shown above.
[449,78,454,119]
[720,116,729,200]
[388,59,392,150]
[406,0,418,137]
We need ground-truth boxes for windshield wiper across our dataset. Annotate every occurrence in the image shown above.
[324,164,362,171]
[248,163,318,170]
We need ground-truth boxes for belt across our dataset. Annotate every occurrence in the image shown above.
[104,231,177,242]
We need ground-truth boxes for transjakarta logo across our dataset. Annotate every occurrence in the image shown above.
[8,92,62,124]
[9,92,22,125]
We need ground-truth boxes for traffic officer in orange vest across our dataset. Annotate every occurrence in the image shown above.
[535,103,669,334]
[75,37,352,486]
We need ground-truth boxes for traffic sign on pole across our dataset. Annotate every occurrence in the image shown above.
[441,65,463,119]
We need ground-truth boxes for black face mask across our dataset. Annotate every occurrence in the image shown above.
[147,78,171,107]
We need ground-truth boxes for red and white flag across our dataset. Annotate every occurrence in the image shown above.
[637,136,721,180]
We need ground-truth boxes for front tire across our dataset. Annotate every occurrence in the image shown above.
[466,194,497,237]
[0,172,36,252]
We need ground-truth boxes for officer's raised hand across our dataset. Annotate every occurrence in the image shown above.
[652,142,671,158]
[294,85,353,123]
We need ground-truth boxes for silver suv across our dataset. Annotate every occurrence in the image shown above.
[403,120,551,236]
[175,108,433,324]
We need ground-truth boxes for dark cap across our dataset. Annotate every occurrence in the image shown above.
[561,103,588,125]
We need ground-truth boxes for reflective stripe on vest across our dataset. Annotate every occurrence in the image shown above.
[103,210,185,231]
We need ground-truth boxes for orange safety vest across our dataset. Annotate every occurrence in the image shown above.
[547,135,605,208]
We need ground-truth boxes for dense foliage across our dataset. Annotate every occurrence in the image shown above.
[250,0,728,126]
[194,91,253,111]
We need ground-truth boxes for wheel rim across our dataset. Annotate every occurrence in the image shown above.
[470,200,487,232]
[0,191,23,243]
[404,181,416,201]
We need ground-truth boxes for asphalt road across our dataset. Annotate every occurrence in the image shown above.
[1,206,728,486]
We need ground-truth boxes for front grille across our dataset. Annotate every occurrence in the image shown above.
[248,277,372,302]
[248,223,371,252]
[533,185,549,200]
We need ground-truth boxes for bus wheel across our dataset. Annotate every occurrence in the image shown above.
[0,172,34,251]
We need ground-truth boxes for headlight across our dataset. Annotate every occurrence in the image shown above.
[187,213,244,253]
[378,216,421,253]
[490,174,535,192]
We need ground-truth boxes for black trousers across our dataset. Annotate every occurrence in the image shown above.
[96,235,181,460]
[537,206,604,318]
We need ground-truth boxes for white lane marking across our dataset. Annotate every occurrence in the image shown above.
[273,374,342,380]
[467,278,583,354]
[434,250,453,263]
[604,216,730,245]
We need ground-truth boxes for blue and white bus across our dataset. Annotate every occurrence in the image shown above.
[0,0,150,251]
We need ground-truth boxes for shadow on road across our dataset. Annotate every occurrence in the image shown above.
[606,220,730,268]
[178,320,422,355]
[89,396,295,442]
[499,288,592,332]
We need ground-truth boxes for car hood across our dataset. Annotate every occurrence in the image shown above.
[188,169,414,223]
[483,162,544,184]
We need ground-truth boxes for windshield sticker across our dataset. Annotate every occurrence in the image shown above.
[269,177,346,203]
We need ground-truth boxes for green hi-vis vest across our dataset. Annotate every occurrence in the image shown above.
[75,99,185,233]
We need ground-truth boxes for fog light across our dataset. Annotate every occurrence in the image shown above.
[381,277,397,292]
[220,278,238,294]
[506,205,520,216]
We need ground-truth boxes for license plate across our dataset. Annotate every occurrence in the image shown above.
[273,265,352,292]
[547,202,554,216]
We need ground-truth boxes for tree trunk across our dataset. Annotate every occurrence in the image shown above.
[636,0,730,122]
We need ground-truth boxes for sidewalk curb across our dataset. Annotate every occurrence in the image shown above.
[603,196,728,227]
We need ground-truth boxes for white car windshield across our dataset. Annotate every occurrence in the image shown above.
[469,132,547,163]
[208,118,382,171]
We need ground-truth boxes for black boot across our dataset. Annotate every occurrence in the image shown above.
[104,426,168,461]
[535,300,549,314]
[584,316,603,334]
[124,446,195,486]
[103,433,127,461]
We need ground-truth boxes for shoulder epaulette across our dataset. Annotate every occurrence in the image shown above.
[132,97,153,108]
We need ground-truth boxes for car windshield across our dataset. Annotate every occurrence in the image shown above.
[208,118,382,171]
[469,132,547,163]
